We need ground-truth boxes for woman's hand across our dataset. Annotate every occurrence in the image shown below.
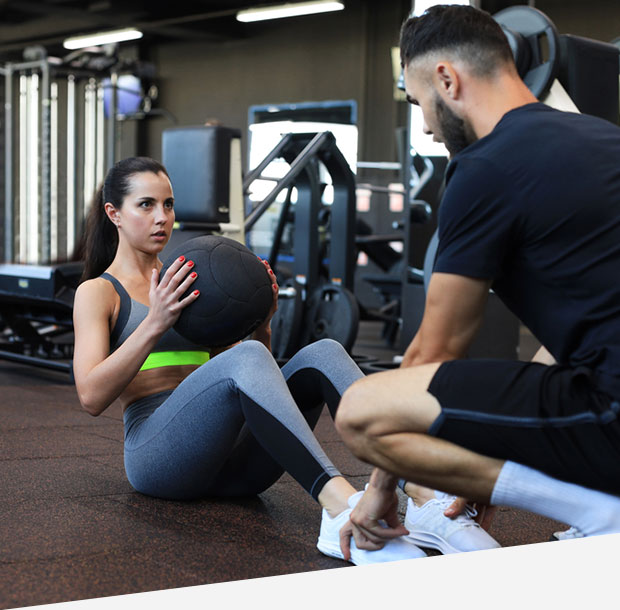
[261,258,279,325]
[146,255,200,334]
[254,258,279,331]
[251,258,279,349]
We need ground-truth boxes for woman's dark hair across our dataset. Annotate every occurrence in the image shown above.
[81,156,169,281]
[400,5,515,78]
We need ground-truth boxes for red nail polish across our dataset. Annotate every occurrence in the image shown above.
[179,255,185,262]
[187,260,194,268]
[190,272,197,278]
[193,290,200,296]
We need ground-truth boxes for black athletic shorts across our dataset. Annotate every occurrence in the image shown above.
[427,359,620,495]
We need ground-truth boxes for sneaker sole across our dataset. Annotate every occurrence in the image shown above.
[316,538,349,562]
[403,529,461,554]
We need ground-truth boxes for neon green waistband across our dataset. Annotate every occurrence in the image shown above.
[140,350,210,371]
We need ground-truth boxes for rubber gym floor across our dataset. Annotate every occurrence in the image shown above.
[0,321,566,609]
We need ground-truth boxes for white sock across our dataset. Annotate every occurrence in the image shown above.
[490,461,620,536]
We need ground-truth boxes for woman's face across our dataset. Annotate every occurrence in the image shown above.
[111,171,175,254]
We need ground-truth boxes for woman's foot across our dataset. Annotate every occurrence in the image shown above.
[317,490,427,565]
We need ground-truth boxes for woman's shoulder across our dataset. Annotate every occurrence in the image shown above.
[74,275,119,313]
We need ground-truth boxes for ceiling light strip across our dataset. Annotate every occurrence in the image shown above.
[237,1,344,23]
[63,28,143,50]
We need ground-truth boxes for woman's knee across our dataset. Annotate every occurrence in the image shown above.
[205,340,274,375]
[297,338,349,363]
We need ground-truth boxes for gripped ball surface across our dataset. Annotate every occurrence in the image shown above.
[160,235,273,347]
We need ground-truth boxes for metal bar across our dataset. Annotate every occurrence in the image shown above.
[356,183,406,195]
[4,64,13,262]
[27,73,39,263]
[66,75,76,258]
[0,350,72,373]
[50,81,58,262]
[40,60,51,263]
[18,73,27,262]
[356,161,402,170]
[244,132,332,231]
[242,132,294,191]
[83,78,96,218]
[105,72,117,172]
[268,186,293,269]
[96,81,105,185]
[3,59,50,71]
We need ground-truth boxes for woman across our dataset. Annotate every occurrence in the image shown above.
[72,156,425,566]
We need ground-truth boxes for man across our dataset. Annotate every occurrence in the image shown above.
[335,4,620,558]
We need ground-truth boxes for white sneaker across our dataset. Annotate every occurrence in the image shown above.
[317,490,427,565]
[404,491,501,554]
[551,526,584,541]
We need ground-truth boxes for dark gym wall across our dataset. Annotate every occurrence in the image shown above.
[141,0,411,169]
[534,0,620,43]
[481,0,620,43]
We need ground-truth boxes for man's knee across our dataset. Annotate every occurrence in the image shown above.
[335,378,373,457]
[335,366,443,457]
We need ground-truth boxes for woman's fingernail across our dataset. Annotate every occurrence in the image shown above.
[193,290,200,296]
[179,256,185,262]
[187,260,194,268]
[269,270,274,275]
[190,272,197,278]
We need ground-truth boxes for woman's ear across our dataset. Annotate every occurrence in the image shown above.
[104,202,120,228]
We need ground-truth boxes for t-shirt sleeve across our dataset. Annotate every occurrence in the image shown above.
[434,156,517,280]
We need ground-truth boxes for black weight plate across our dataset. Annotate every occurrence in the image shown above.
[494,6,560,100]
[300,284,360,352]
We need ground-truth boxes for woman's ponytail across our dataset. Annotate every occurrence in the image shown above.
[80,184,119,281]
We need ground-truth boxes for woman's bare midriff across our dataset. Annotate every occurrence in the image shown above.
[118,364,201,412]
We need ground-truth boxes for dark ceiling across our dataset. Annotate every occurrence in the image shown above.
[0,0,278,58]
[0,0,568,61]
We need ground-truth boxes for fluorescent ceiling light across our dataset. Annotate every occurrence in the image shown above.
[63,28,143,50]
[237,1,344,23]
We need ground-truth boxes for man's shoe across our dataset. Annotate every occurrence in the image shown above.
[317,490,427,565]
[404,491,501,554]
[551,526,584,541]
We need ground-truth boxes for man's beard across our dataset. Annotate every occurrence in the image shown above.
[434,95,475,156]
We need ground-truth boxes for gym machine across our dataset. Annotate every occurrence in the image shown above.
[0,46,155,374]
[161,125,361,361]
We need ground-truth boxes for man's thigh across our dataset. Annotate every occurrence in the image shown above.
[427,359,620,495]
[341,362,443,436]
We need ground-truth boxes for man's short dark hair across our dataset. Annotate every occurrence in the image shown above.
[400,4,515,77]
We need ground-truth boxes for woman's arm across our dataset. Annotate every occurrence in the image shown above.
[73,258,199,416]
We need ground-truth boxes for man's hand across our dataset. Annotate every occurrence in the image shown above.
[339,484,409,561]
[444,496,497,530]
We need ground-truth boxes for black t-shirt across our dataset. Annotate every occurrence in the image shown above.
[435,102,620,397]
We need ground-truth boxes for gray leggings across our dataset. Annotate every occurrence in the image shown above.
[123,339,363,501]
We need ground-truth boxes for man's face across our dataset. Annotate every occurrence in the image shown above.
[404,59,476,157]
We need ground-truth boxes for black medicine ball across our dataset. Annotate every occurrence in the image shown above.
[160,235,273,347]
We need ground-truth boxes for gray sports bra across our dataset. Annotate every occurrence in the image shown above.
[101,273,209,371]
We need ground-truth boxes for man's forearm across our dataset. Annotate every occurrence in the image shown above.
[367,467,400,491]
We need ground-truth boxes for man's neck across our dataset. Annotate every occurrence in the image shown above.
[468,74,538,140]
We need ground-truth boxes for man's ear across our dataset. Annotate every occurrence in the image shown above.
[104,202,120,227]
[434,61,460,100]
